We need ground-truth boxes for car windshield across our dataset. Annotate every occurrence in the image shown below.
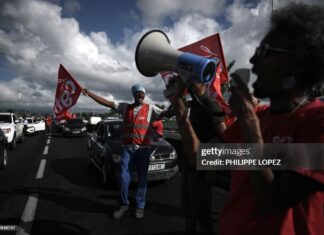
[107,123,122,138]
[67,119,83,125]
[0,115,11,123]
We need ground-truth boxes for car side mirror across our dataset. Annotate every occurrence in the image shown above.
[14,120,20,124]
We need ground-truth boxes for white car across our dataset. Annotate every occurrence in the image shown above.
[0,113,24,149]
[24,118,46,135]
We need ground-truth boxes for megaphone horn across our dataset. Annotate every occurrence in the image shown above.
[135,29,219,84]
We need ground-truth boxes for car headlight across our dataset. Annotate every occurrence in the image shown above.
[169,150,177,159]
[64,127,70,131]
[2,128,11,134]
[81,127,87,132]
[149,155,155,161]
[112,154,121,163]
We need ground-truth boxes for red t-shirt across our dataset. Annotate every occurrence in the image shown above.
[220,99,324,235]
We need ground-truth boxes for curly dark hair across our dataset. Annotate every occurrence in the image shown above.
[270,3,324,91]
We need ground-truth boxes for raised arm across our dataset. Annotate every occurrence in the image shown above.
[83,89,116,109]
[165,79,200,167]
[159,105,175,119]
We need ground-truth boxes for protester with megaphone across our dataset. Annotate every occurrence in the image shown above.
[83,84,165,219]
[165,3,324,235]
[174,77,227,235]
[135,29,227,233]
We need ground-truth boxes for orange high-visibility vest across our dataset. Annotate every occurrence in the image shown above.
[122,104,152,145]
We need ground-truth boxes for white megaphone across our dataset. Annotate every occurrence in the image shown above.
[135,30,219,85]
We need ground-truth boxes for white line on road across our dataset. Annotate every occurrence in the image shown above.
[43,146,49,155]
[16,135,52,235]
[16,193,39,235]
[35,159,46,179]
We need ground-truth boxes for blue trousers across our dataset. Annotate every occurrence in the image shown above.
[119,146,150,208]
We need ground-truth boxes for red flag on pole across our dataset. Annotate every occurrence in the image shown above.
[55,110,77,120]
[53,64,83,120]
[161,33,230,113]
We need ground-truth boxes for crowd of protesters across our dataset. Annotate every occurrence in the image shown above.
[80,2,324,235]
[165,3,324,235]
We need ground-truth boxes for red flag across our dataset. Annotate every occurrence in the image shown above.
[55,110,76,120]
[161,33,230,112]
[53,64,82,120]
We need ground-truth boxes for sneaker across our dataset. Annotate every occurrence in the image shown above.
[113,205,129,219]
[135,208,144,219]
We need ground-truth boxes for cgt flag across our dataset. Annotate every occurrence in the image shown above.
[161,33,230,113]
[53,64,82,120]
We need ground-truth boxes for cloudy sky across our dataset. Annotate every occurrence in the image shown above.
[0,0,322,113]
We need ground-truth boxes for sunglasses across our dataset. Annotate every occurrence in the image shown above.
[255,44,293,58]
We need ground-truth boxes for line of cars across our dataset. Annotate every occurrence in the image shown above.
[53,118,88,137]
[24,117,46,135]
[0,113,24,150]
[0,113,24,169]
[0,113,46,169]
[0,129,8,169]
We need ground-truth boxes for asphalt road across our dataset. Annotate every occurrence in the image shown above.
[0,132,228,235]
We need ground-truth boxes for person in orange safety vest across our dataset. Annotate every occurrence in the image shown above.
[82,84,167,219]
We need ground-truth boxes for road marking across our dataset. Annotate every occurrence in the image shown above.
[16,193,38,235]
[16,135,52,235]
[43,146,49,155]
[35,159,46,179]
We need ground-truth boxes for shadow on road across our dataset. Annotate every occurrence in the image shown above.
[32,219,89,235]
[0,218,89,235]
[51,157,117,190]
[11,187,117,216]
[145,200,184,218]
[127,232,186,235]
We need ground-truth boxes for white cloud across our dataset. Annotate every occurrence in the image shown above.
[136,0,229,26]
[0,0,321,112]
[222,0,271,69]
[0,0,137,111]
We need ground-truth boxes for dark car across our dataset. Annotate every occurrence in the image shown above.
[0,129,8,169]
[62,118,87,137]
[87,120,179,186]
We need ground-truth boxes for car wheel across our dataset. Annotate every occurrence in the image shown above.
[0,145,8,169]
[102,162,111,187]
[9,136,16,150]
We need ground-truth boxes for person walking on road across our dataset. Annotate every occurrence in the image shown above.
[83,84,164,219]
